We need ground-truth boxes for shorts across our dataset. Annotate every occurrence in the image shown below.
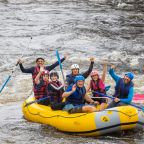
[63,104,86,114]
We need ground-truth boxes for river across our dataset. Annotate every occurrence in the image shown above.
[0,0,144,143]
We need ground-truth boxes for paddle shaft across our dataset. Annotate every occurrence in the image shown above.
[0,76,11,93]
[91,97,108,99]
[93,91,144,111]
[0,63,19,93]
[56,50,66,90]
[24,96,50,107]
[0,37,33,94]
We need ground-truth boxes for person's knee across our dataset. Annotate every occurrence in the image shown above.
[100,103,106,111]
[82,106,96,113]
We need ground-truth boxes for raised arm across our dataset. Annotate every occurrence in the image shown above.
[35,67,44,84]
[62,84,76,98]
[101,63,107,82]
[109,65,120,82]
[17,59,34,73]
[19,64,34,73]
[82,57,94,79]
[46,54,66,71]
[86,81,91,92]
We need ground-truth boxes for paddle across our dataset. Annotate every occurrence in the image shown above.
[93,91,144,111]
[56,50,66,90]
[24,96,50,107]
[0,63,19,93]
[90,85,111,99]
[105,85,111,91]
[0,37,33,94]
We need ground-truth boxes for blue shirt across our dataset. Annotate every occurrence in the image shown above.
[109,68,134,103]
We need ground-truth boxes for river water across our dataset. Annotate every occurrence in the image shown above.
[0,0,144,143]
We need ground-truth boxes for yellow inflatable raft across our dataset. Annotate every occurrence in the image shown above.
[22,96,144,136]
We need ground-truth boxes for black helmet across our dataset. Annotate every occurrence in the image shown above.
[50,72,59,79]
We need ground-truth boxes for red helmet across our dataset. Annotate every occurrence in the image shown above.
[90,70,99,77]
[41,70,49,76]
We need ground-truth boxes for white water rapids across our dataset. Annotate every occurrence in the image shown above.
[0,0,144,143]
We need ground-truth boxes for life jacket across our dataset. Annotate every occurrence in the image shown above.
[66,73,81,85]
[66,85,86,106]
[114,78,134,99]
[32,66,46,84]
[47,81,64,103]
[90,79,105,97]
[34,80,48,99]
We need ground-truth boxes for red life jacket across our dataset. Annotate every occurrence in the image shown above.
[32,66,46,84]
[90,79,105,97]
[34,80,48,99]
[47,81,64,103]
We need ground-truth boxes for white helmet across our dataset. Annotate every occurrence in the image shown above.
[71,64,80,70]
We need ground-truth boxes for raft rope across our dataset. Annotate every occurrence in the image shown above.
[26,106,141,119]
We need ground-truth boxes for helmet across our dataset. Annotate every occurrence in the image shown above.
[125,72,134,80]
[74,75,85,83]
[71,64,79,70]
[41,70,49,76]
[90,70,99,77]
[50,71,59,79]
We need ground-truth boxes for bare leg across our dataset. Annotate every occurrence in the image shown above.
[100,103,106,111]
[82,105,98,113]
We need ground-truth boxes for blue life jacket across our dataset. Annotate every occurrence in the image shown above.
[114,78,134,99]
[66,85,86,106]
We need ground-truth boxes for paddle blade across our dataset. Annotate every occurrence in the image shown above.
[105,85,111,91]
[56,50,62,70]
[0,76,11,93]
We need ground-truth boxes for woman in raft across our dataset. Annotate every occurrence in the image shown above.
[86,64,108,111]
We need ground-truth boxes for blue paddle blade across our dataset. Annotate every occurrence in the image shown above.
[0,75,11,93]
[56,50,62,70]
[105,85,111,91]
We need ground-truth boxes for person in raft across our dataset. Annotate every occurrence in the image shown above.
[62,75,98,113]
[86,68,107,111]
[17,55,67,84]
[66,57,94,86]
[107,65,134,108]
[34,67,50,105]
[35,67,65,109]
[48,71,65,110]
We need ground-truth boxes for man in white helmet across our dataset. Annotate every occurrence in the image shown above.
[66,57,94,86]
